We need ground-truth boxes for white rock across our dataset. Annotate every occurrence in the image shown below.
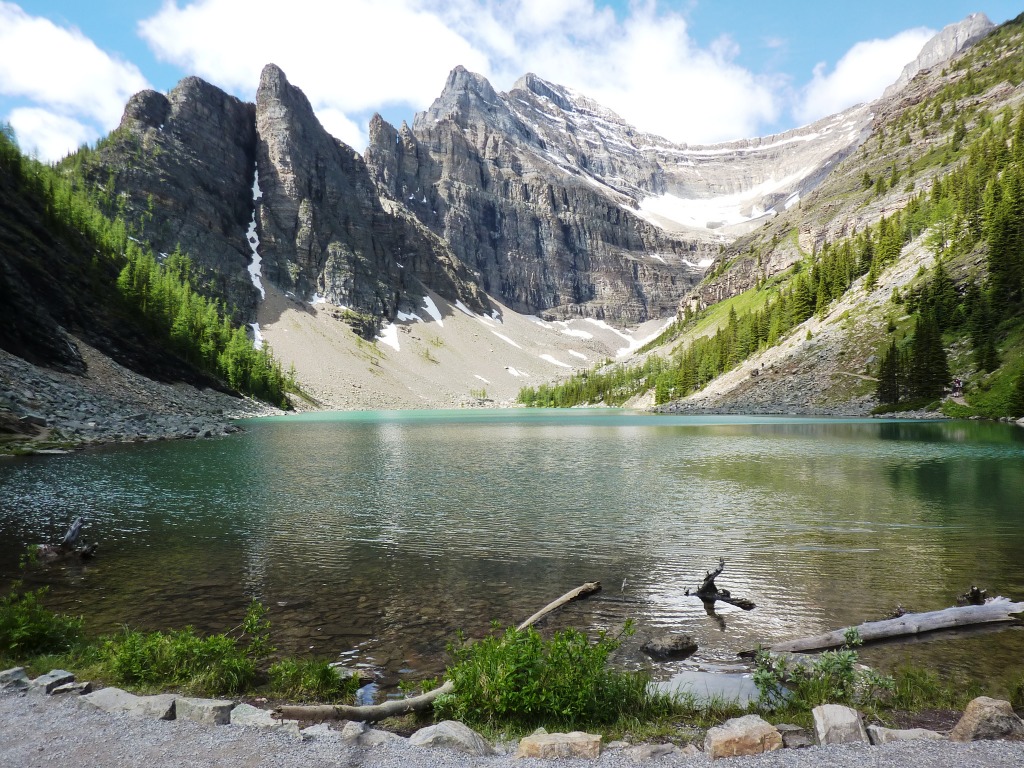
[867,724,945,744]
[813,704,868,745]
[82,687,177,720]
[515,731,603,760]
[230,702,300,738]
[175,697,235,726]
[410,720,495,756]
[704,715,782,760]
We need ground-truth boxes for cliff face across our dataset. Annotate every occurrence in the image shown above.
[365,67,710,322]
[364,66,875,322]
[94,78,260,319]
[87,66,487,328]
[254,65,486,319]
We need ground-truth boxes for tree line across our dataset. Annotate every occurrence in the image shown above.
[0,124,294,407]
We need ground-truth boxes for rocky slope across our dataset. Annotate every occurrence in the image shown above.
[650,13,1018,416]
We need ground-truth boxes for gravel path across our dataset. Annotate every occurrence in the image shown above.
[3,691,1024,768]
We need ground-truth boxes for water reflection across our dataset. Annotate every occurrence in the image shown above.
[1,412,1022,691]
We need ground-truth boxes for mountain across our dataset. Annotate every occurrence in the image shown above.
[526,13,1024,420]
[4,10,1022,439]
[364,68,870,321]
[79,64,487,333]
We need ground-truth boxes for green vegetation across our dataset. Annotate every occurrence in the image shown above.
[754,630,894,716]
[0,585,83,658]
[0,124,295,408]
[268,658,360,702]
[0,579,358,701]
[522,76,1024,416]
[99,601,271,695]
[435,621,677,733]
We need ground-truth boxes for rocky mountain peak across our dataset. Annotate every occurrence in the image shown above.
[883,13,994,98]
[414,65,508,131]
[121,89,170,131]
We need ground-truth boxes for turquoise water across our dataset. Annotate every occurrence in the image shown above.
[1,411,1022,691]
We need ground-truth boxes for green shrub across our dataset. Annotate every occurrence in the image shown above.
[99,600,272,696]
[0,584,83,658]
[268,658,359,702]
[754,629,894,713]
[436,621,667,730]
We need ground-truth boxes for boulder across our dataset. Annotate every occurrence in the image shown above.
[0,667,29,691]
[949,697,1024,742]
[623,742,698,760]
[338,720,405,747]
[813,704,868,745]
[230,703,301,738]
[175,697,235,725]
[867,725,945,745]
[775,723,814,749]
[82,687,177,720]
[704,715,782,760]
[409,720,495,756]
[29,669,75,694]
[640,634,699,661]
[515,731,603,759]
[50,681,93,696]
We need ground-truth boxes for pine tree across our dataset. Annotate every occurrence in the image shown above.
[908,313,949,400]
[876,339,902,404]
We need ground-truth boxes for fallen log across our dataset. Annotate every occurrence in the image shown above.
[742,597,1024,656]
[273,581,602,723]
[685,558,755,611]
[37,516,97,562]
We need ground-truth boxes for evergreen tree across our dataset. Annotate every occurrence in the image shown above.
[909,313,949,400]
[876,339,903,404]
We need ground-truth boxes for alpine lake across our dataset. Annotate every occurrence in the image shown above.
[1,410,1023,700]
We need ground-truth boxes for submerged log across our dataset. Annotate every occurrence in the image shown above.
[685,558,755,611]
[745,597,1024,656]
[273,581,602,723]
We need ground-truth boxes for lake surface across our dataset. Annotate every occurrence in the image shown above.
[1,411,1023,695]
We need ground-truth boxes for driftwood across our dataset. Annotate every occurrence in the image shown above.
[685,558,755,611]
[37,517,97,562]
[273,581,602,723]
[742,597,1024,656]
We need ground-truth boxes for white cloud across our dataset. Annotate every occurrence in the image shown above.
[7,107,97,161]
[795,27,935,125]
[315,108,367,151]
[139,0,780,146]
[139,0,489,120]
[443,1,781,144]
[0,2,150,127]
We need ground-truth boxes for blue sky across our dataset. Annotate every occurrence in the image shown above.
[1,1,1021,160]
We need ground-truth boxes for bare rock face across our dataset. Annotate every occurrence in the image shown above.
[883,14,994,99]
[96,78,260,320]
[366,66,711,323]
[254,64,487,321]
[365,66,876,322]
[949,697,1024,742]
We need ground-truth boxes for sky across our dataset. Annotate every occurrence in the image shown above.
[1,1,1021,161]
